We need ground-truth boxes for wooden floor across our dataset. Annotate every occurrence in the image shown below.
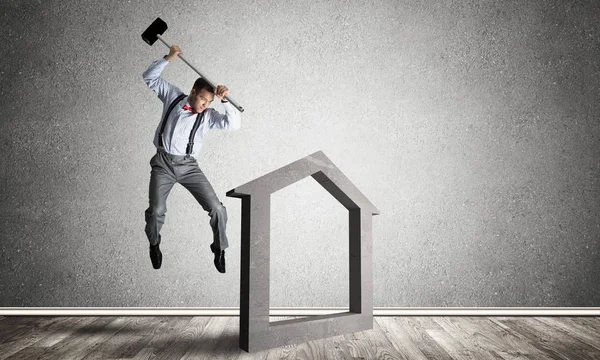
[0,316,599,359]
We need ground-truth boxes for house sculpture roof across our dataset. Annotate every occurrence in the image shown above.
[226,150,379,215]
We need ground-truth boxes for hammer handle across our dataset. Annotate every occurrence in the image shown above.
[156,34,245,113]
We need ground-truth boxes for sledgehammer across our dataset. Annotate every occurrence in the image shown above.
[142,17,244,113]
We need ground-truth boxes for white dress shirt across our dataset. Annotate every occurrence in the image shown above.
[142,57,241,158]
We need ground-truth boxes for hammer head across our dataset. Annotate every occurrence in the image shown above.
[142,17,168,45]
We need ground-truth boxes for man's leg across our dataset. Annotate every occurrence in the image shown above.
[178,160,229,250]
[144,153,177,246]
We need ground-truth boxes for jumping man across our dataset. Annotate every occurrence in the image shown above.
[142,45,241,273]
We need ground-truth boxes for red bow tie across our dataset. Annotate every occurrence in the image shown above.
[183,104,198,114]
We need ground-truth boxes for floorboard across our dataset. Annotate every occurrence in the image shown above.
[0,316,598,359]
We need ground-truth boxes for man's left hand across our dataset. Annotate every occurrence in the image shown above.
[214,85,230,101]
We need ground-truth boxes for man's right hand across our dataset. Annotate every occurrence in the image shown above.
[165,45,182,62]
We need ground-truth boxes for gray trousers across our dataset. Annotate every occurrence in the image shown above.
[144,147,229,250]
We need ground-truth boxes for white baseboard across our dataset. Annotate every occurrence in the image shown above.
[1,307,599,316]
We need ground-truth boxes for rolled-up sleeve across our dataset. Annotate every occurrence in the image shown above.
[142,57,181,103]
[209,102,241,130]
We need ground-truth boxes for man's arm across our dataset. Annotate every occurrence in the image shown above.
[142,46,183,103]
[209,101,241,130]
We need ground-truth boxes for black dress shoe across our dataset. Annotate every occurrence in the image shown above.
[210,243,226,273]
[150,235,162,269]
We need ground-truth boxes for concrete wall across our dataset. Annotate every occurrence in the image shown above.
[0,0,598,307]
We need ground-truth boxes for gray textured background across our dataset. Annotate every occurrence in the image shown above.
[0,0,598,307]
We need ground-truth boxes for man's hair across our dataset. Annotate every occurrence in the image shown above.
[193,77,214,94]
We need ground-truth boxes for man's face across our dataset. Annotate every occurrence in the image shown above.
[190,88,214,112]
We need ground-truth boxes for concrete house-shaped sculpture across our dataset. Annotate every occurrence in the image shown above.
[226,150,380,352]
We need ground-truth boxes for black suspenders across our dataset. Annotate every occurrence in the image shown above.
[158,93,187,148]
[186,111,204,155]
[158,93,205,156]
